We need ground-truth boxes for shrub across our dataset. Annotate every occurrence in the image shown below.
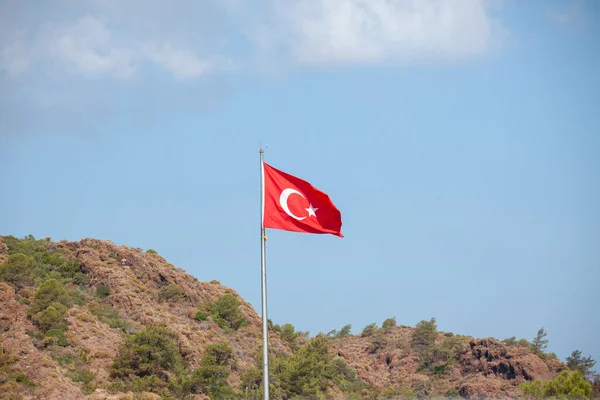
[411,320,461,377]
[417,344,454,375]
[411,318,437,349]
[279,323,305,349]
[277,334,361,398]
[0,253,36,287]
[2,235,50,257]
[503,336,518,346]
[0,344,19,367]
[28,279,71,315]
[362,323,378,337]
[111,326,184,381]
[194,309,208,321]
[44,328,67,346]
[521,370,592,399]
[15,373,35,388]
[146,249,158,254]
[518,338,532,348]
[443,334,470,355]
[210,293,248,331]
[72,272,90,286]
[168,372,193,398]
[158,283,186,302]
[1,235,82,284]
[69,367,95,387]
[191,342,235,398]
[95,284,110,299]
[382,317,397,330]
[32,304,67,333]
[241,335,363,399]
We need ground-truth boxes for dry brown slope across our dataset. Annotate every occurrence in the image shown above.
[1,237,292,399]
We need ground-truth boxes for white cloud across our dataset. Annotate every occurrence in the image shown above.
[260,0,492,66]
[0,0,504,136]
[1,14,218,80]
[46,16,136,79]
[0,0,499,81]
[147,44,212,79]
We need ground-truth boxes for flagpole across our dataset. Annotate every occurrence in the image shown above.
[259,148,270,400]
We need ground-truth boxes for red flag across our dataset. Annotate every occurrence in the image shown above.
[262,162,343,238]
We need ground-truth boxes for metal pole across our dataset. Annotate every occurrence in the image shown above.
[259,148,269,400]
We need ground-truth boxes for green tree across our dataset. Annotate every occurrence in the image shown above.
[210,293,248,331]
[521,370,592,399]
[279,323,300,348]
[1,235,81,283]
[531,327,549,354]
[28,279,71,315]
[0,253,36,287]
[362,323,378,337]
[111,326,184,381]
[411,318,437,349]
[241,335,363,399]
[1,235,49,258]
[327,324,352,338]
[337,324,352,338]
[417,343,454,376]
[191,342,235,398]
[566,350,596,379]
[32,304,67,333]
[276,334,361,398]
[382,317,397,330]
[503,336,518,346]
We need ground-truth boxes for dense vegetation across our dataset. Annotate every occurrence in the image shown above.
[521,370,592,399]
[242,334,364,399]
[195,292,249,332]
[0,235,598,399]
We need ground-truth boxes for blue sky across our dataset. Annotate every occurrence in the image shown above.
[1,0,598,366]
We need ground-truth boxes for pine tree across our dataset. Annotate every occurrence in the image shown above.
[566,350,596,379]
[532,327,549,354]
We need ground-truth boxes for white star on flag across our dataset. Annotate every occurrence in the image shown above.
[306,204,318,217]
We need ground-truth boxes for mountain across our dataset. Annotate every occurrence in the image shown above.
[0,236,586,399]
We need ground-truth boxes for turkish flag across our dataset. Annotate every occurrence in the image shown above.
[263,162,343,238]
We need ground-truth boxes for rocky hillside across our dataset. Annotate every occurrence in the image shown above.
[0,236,576,399]
[329,327,565,398]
